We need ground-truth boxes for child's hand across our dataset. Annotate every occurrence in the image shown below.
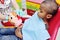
[15,24,23,38]
[17,23,23,29]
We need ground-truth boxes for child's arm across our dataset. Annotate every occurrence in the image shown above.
[15,24,23,38]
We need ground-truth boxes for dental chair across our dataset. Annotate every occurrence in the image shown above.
[48,8,60,40]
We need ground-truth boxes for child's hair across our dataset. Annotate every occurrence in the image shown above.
[40,0,59,17]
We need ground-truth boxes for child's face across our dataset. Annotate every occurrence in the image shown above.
[38,8,52,19]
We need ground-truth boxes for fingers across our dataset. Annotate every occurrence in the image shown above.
[15,28,22,38]
[15,23,23,33]
[15,31,23,38]
[17,23,23,29]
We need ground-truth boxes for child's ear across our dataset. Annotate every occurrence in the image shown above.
[46,14,52,19]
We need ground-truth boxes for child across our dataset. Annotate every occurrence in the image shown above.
[15,0,59,40]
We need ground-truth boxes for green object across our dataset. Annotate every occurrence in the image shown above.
[27,5,39,11]
[17,2,22,9]
[17,2,39,11]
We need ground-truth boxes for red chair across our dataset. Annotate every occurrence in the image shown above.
[27,8,60,40]
[48,9,60,40]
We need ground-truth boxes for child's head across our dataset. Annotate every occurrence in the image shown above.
[38,0,59,19]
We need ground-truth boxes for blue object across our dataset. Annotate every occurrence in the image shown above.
[5,16,9,20]
[22,11,50,40]
[0,28,15,35]
[0,35,19,40]
[0,28,20,40]
[15,9,25,17]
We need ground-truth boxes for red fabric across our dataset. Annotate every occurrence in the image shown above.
[27,9,35,16]
[48,9,60,40]
[17,15,21,20]
[1,21,14,26]
[0,0,4,4]
[1,15,28,26]
[17,15,28,23]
